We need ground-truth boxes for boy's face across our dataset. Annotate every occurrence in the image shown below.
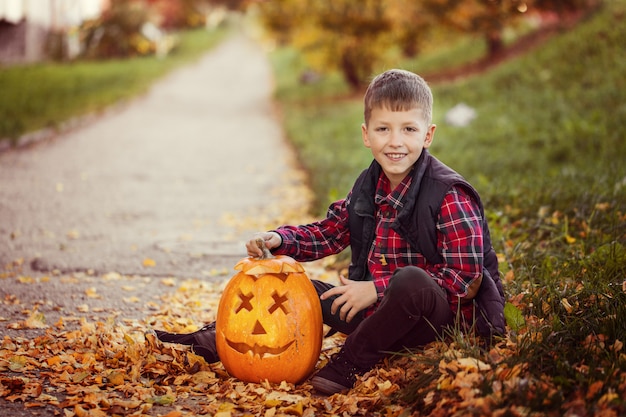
[362,106,436,189]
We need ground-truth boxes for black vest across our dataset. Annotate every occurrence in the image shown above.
[346,150,505,338]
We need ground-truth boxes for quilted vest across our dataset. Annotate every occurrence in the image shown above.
[346,150,506,338]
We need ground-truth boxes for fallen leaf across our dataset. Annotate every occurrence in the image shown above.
[587,380,604,400]
[147,394,176,405]
[85,287,99,298]
[67,230,80,239]
[24,310,48,329]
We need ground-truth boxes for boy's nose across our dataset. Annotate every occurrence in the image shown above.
[389,131,403,146]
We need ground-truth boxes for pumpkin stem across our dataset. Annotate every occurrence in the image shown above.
[255,237,273,259]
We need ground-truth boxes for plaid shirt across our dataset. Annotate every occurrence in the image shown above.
[274,171,483,320]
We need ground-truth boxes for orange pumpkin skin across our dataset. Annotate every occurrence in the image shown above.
[215,255,323,384]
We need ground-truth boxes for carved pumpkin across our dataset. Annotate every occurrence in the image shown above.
[215,241,323,384]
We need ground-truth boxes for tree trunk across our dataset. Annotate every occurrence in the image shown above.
[341,52,362,91]
[486,30,504,57]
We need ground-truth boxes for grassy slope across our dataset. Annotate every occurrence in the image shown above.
[275,3,626,217]
[272,1,626,413]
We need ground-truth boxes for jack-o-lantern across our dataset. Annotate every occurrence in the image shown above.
[215,240,323,384]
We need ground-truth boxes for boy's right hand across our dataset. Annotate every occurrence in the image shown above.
[245,232,281,257]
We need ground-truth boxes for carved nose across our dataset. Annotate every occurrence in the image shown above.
[252,320,266,335]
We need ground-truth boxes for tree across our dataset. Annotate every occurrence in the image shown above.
[257,0,401,90]
[385,0,435,58]
[81,0,152,58]
[421,0,530,56]
[254,0,601,89]
[531,0,600,15]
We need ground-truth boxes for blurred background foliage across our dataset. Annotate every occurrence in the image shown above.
[78,0,248,59]
[254,0,601,90]
[1,0,604,142]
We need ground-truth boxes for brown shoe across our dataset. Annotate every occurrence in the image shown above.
[311,350,369,395]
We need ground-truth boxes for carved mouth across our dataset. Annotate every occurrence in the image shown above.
[226,339,295,358]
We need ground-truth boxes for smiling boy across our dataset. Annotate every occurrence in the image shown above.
[246,69,505,394]
[156,69,505,395]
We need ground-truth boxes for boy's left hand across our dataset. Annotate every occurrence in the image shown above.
[321,276,377,323]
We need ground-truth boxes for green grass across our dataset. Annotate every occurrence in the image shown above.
[0,27,229,144]
[271,0,626,413]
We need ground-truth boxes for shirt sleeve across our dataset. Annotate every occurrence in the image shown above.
[271,197,351,262]
[427,187,484,299]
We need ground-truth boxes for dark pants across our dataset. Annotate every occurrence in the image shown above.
[312,266,454,368]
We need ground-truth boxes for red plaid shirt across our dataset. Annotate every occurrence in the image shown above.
[274,171,483,320]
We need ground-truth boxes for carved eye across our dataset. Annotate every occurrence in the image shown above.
[268,291,289,315]
[235,291,254,313]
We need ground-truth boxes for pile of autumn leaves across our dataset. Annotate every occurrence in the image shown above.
[0,275,398,417]
[1,270,625,417]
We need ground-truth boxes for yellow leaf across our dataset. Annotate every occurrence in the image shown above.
[147,394,176,405]
[281,402,304,416]
[66,230,80,240]
[565,234,576,244]
[143,258,156,267]
[72,371,89,383]
[24,311,47,329]
[265,399,282,407]
[85,287,99,298]
[456,357,491,372]
[74,404,88,417]
[46,356,62,367]
[191,370,216,384]
[161,278,176,286]
[595,202,610,211]
[598,390,619,405]
[561,298,574,313]
[9,355,28,371]
[174,374,191,385]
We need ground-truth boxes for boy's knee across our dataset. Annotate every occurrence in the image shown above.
[386,266,433,295]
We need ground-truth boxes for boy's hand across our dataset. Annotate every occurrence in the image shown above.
[321,276,377,323]
[245,232,281,257]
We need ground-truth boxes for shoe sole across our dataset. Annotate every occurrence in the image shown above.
[311,375,350,395]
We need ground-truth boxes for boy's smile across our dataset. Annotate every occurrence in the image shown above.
[362,106,436,189]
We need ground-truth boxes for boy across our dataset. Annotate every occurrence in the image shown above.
[156,69,505,395]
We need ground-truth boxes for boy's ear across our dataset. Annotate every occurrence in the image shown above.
[361,123,371,148]
[423,124,436,148]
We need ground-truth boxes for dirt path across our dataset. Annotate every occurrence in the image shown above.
[0,32,296,278]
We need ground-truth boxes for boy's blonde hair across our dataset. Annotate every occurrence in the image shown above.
[363,69,433,126]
